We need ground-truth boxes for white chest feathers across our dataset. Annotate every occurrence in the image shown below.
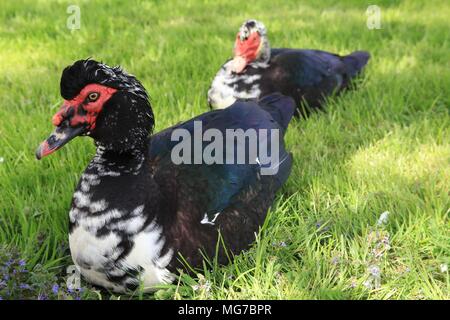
[69,220,174,293]
[68,173,174,293]
[208,61,262,109]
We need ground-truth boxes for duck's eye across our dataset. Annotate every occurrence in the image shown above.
[88,92,99,102]
[240,30,249,41]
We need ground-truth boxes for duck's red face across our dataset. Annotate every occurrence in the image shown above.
[52,84,117,130]
[36,83,117,159]
[232,31,261,73]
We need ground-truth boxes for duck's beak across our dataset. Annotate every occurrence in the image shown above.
[231,55,248,74]
[35,121,87,160]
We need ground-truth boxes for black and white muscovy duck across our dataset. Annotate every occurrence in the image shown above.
[208,19,370,116]
[36,59,295,293]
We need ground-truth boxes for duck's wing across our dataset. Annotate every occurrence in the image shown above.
[148,94,295,223]
[270,49,347,91]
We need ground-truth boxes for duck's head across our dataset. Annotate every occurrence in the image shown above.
[231,19,270,73]
[36,59,154,160]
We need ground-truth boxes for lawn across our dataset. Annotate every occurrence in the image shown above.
[0,0,448,300]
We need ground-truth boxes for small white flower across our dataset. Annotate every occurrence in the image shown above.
[377,211,390,225]
[369,265,381,277]
[272,241,287,247]
[440,264,448,273]
[368,265,381,289]
[363,279,373,289]
[331,256,340,265]
[0,157,4,163]
[203,281,212,292]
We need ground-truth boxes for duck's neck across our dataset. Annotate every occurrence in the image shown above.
[71,138,161,234]
[252,38,271,67]
[89,140,149,175]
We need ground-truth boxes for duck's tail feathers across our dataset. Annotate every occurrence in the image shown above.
[343,51,371,77]
[258,93,296,131]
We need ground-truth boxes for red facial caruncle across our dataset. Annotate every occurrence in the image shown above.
[234,31,261,62]
[52,83,117,131]
[231,31,261,73]
[35,83,117,160]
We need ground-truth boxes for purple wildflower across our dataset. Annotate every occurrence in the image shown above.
[18,260,26,267]
[52,284,59,294]
[37,294,48,300]
[19,283,31,290]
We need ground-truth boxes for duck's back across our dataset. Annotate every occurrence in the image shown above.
[149,94,295,269]
[261,49,369,114]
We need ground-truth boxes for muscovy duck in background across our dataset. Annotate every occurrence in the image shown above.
[208,19,370,116]
[36,59,295,293]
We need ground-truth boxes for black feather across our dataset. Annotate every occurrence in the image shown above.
[60,58,149,101]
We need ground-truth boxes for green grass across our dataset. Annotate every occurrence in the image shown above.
[0,0,449,300]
